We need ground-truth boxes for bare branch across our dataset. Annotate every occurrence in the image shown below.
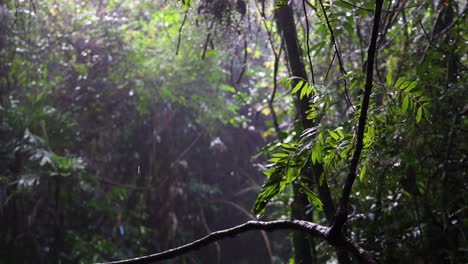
[100,220,328,264]
[302,0,315,84]
[99,219,378,264]
[175,9,189,56]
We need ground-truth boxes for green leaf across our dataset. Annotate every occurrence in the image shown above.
[343,22,354,35]
[395,77,406,88]
[402,96,409,114]
[299,82,312,100]
[334,1,352,9]
[359,164,367,181]
[275,0,288,9]
[329,130,340,140]
[252,170,283,215]
[220,84,236,93]
[300,181,323,210]
[405,81,418,92]
[180,0,191,7]
[416,107,423,123]
[357,8,368,17]
[73,63,88,76]
[271,152,289,158]
[336,128,344,138]
[292,80,305,94]
[311,143,322,164]
[386,71,393,85]
[423,107,430,120]
[281,143,296,151]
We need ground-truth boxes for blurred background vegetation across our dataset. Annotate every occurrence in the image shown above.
[0,0,466,263]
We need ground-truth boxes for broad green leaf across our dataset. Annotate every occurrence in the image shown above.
[220,84,236,93]
[416,107,423,123]
[386,71,393,85]
[336,128,344,138]
[357,8,368,17]
[268,157,281,163]
[402,96,409,114]
[311,144,322,164]
[329,130,340,140]
[281,143,296,151]
[299,83,311,100]
[419,96,431,102]
[271,152,289,158]
[395,77,406,88]
[405,81,418,92]
[292,80,305,94]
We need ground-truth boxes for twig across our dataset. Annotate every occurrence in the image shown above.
[201,20,215,60]
[170,133,202,168]
[302,0,315,84]
[268,42,283,137]
[175,9,189,56]
[253,0,283,137]
[324,51,337,82]
[318,0,355,110]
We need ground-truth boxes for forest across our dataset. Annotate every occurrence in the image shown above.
[0,0,466,263]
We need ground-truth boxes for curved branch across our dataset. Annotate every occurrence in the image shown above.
[100,220,328,264]
[215,199,273,263]
[100,219,377,264]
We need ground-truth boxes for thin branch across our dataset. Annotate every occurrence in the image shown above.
[268,43,283,137]
[199,207,221,264]
[100,220,328,264]
[201,20,215,60]
[215,199,273,263]
[302,0,315,85]
[331,0,385,233]
[379,3,425,51]
[175,9,189,56]
[324,51,337,82]
[253,0,283,137]
[101,218,377,264]
[170,133,202,168]
[318,0,355,110]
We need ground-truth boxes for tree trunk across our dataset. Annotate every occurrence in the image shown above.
[275,3,351,263]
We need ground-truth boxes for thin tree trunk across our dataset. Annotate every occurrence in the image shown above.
[275,3,351,263]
